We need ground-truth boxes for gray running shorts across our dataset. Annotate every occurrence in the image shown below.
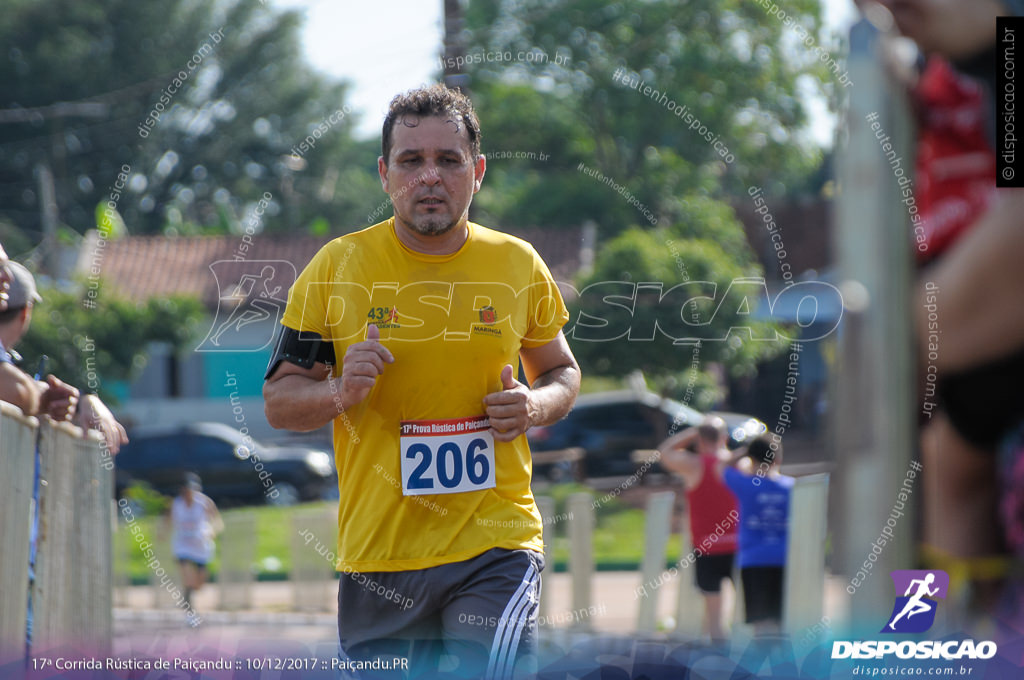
[336,547,544,679]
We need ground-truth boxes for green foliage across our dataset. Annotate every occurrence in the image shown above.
[0,0,376,238]
[18,279,205,402]
[461,0,832,234]
[123,481,170,517]
[114,495,688,580]
[542,481,624,521]
[578,374,626,395]
[569,209,786,379]
[650,367,725,413]
[116,500,332,582]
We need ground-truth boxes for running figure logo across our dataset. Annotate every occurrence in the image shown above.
[196,260,296,352]
[881,570,949,634]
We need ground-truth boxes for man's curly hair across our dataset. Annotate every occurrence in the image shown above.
[381,84,481,163]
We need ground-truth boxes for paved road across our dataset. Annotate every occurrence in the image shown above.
[107,570,847,659]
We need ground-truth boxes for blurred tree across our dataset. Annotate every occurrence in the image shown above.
[453,0,833,388]
[568,217,786,390]
[0,0,381,256]
[458,0,833,234]
[19,281,204,403]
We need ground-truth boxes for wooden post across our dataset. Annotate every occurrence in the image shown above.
[835,18,916,636]
[567,493,594,631]
[218,513,256,611]
[783,474,830,636]
[111,504,132,608]
[0,405,38,663]
[32,421,111,656]
[149,536,178,610]
[535,495,556,622]
[291,508,336,612]
[636,491,675,634]
[673,529,702,638]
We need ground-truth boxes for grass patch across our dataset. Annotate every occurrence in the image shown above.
[542,489,683,571]
[116,486,681,581]
[116,500,335,583]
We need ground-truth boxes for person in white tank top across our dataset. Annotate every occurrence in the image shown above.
[164,473,222,619]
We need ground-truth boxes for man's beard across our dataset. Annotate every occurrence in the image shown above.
[408,215,456,236]
[395,206,457,236]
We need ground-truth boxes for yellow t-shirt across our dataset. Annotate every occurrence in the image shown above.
[280,218,569,572]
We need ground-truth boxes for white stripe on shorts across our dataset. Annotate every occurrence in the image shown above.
[485,562,539,680]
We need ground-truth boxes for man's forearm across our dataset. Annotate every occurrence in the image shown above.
[526,365,580,429]
[658,427,698,453]
[264,374,346,432]
[0,367,41,415]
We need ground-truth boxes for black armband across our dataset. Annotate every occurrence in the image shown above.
[264,327,336,380]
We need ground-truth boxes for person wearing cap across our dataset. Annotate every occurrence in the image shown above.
[0,260,127,453]
[164,472,222,623]
[0,242,11,312]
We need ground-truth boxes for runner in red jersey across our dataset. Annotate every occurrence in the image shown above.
[659,417,740,642]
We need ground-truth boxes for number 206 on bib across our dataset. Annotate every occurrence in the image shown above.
[400,416,497,496]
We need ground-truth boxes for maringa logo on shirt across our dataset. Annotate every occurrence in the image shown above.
[359,303,505,338]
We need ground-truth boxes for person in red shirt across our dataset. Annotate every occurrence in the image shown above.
[860,0,1024,634]
[658,417,740,642]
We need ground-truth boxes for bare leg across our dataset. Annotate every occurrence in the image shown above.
[703,592,726,642]
[194,565,208,592]
[922,415,1000,558]
[180,561,198,607]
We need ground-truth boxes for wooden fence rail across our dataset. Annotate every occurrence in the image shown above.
[0,403,112,663]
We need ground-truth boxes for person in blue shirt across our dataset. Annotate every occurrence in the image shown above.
[722,435,795,635]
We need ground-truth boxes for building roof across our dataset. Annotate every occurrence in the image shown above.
[733,197,832,280]
[80,225,584,307]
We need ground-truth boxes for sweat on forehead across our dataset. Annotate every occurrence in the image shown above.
[396,114,463,136]
[381,84,482,161]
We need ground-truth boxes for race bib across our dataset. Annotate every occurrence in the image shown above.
[400,416,496,496]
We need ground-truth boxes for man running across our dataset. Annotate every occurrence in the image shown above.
[263,84,580,678]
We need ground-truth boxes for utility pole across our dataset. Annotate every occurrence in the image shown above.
[36,163,58,276]
[442,0,475,223]
[834,18,915,637]
[0,100,109,275]
[442,0,469,92]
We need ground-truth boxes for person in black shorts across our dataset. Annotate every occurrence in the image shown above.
[659,418,741,642]
[164,473,222,622]
[722,436,795,634]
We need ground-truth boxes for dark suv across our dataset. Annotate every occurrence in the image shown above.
[114,422,336,506]
[528,391,766,480]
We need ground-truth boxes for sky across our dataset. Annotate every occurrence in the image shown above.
[272,0,861,146]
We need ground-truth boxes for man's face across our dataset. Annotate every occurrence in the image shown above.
[378,115,485,237]
[12,304,32,346]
